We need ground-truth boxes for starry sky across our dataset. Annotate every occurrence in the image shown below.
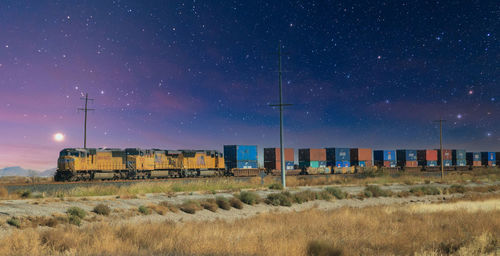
[0,1,498,170]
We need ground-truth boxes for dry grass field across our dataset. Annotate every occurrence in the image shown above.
[0,196,499,256]
[1,168,499,199]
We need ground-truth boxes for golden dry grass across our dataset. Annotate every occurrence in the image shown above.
[1,168,499,199]
[0,200,499,255]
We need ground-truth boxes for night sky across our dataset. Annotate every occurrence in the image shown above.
[0,1,498,170]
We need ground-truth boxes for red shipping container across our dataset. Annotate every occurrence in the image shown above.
[473,161,482,167]
[440,149,452,160]
[351,148,372,161]
[264,148,294,162]
[426,150,438,161]
[405,161,418,167]
[299,149,326,161]
[383,161,395,167]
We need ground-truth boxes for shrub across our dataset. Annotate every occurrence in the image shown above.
[67,207,86,219]
[269,183,284,190]
[293,190,318,204]
[265,192,292,207]
[230,197,244,209]
[20,190,31,198]
[239,191,261,205]
[200,199,218,212]
[364,185,392,197]
[44,218,59,228]
[317,191,333,201]
[216,197,231,210]
[92,204,111,216]
[448,184,466,194]
[138,205,151,215]
[68,215,81,226]
[0,186,8,198]
[409,186,441,196]
[7,218,20,228]
[324,187,347,199]
[363,190,373,198]
[307,240,343,256]
[159,201,179,213]
[179,201,201,214]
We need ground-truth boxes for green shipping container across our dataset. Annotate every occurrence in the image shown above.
[299,161,326,168]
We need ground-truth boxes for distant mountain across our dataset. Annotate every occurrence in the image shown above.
[39,168,57,177]
[0,166,56,177]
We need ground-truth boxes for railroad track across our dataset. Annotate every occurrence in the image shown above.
[0,170,463,195]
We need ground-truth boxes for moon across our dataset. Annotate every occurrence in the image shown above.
[53,133,65,142]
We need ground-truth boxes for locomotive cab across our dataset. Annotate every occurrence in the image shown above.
[58,148,88,171]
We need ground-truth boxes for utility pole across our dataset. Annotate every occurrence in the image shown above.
[270,42,292,189]
[78,93,94,149]
[434,118,446,179]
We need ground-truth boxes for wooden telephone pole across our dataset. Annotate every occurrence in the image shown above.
[434,118,446,179]
[270,42,292,188]
[78,93,94,149]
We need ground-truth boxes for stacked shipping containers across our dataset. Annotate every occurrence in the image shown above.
[417,150,437,167]
[264,148,294,171]
[350,148,372,167]
[396,150,418,167]
[373,150,396,167]
[466,152,481,167]
[481,152,496,167]
[437,149,453,167]
[326,148,350,167]
[223,145,258,169]
[452,150,467,167]
[299,149,326,168]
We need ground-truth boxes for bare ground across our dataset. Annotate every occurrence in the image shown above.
[1,181,498,234]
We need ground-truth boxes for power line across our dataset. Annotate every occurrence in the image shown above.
[78,93,94,149]
[269,42,292,189]
[433,118,446,179]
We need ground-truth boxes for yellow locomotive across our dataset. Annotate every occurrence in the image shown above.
[55,148,225,181]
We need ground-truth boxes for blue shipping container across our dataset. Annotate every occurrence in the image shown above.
[384,150,396,161]
[443,160,452,167]
[236,161,258,169]
[299,161,326,168]
[224,145,258,161]
[473,153,481,161]
[335,148,350,161]
[388,161,397,167]
[285,161,294,170]
[359,161,366,167]
[453,150,466,160]
[373,150,396,161]
[456,159,466,166]
[225,160,258,169]
[397,150,417,161]
[335,161,350,167]
[427,161,437,167]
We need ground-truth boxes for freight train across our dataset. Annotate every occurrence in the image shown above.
[55,145,499,181]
